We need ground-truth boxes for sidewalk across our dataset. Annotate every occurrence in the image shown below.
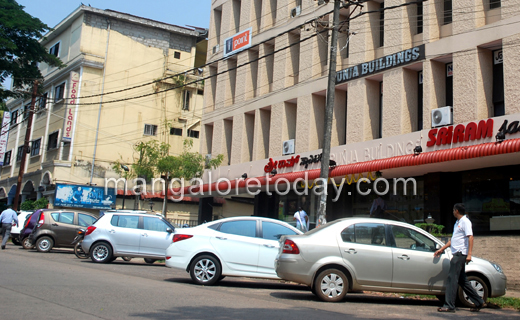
[505,290,520,299]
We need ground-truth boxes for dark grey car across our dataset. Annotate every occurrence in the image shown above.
[29,209,98,252]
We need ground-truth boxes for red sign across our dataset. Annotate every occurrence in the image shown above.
[224,27,252,58]
[427,119,493,147]
[264,155,300,173]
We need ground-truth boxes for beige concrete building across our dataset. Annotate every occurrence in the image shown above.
[196,0,520,234]
[0,5,206,218]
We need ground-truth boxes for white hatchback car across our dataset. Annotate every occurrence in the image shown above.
[11,211,34,245]
[165,216,302,285]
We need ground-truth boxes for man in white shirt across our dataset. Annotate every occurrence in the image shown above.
[434,203,485,312]
[1,204,19,250]
[293,207,309,232]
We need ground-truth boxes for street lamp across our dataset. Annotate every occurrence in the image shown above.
[121,164,129,209]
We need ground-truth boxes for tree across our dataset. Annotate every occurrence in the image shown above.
[0,0,65,99]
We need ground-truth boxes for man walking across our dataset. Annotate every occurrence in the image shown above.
[434,203,485,312]
[0,204,19,250]
[293,207,309,232]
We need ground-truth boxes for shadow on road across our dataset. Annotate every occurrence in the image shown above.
[165,277,308,291]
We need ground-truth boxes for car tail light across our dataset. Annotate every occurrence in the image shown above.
[85,226,96,236]
[24,217,32,228]
[172,234,193,243]
[166,256,171,260]
[282,239,300,254]
[36,213,45,228]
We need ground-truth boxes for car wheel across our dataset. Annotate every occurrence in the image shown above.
[36,236,54,253]
[122,257,132,262]
[11,237,21,246]
[144,258,157,264]
[314,268,348,302]
[74,243,89,259]
[21,237,34,249]
[189,255,221,286]
[90,242,113,263]
[458,275,488,308]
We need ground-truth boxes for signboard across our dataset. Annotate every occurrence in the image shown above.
[446,63,453,77]
[336,44,425,84]
[0,112,11,166]
[494,49,503,65]
[224,27,252,58]
[54,183,115,209]
[62,71,79,142]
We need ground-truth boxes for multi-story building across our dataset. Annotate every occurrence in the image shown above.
[197,0,520,235]
[0,5,207,218]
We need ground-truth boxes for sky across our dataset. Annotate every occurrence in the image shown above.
[2,0,212,89]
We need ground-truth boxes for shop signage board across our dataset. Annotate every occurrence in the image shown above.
[224,27,252,58]
[0,112,11,166]
[54,183,115,209]
[62,71,79,142]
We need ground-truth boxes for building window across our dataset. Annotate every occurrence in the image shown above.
[197,89,203,95]
[48,131,59,150]
[49,42,60,57]
[30,138,41,157]
[418,71,423,131]
[493,49,504,116]
[174,51,181,59]
[38,92,48,111]
[10,110,18,125]
[417,1,423,34]
[55,82,65,101]
[23,103,31,120]
[489,0,501,10]
[444,0,452,25]
[187,129,199,138]
[3,150,12,166]
[379,2,384,47]
[16,145,24,162]
[446,62,453,107]
[182,90,191,110]
[170,128,182,136]
[144,124,157,136]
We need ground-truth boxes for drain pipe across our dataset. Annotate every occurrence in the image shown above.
[89,19,111,185]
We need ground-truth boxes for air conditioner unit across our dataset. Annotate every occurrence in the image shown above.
[290,6,301,18]
[282,139,295,155]
[431,106,453,128]
[212,44,219,54]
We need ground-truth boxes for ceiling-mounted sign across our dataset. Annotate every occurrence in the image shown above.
[336,44,425,84]
[224,27,252,58]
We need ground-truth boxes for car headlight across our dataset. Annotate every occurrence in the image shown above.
[491,262,503,274]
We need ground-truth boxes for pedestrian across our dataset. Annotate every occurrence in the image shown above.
[370,195,385,218]
[1,204,19,250]
[434,203,485,312]
[293,206,309,232]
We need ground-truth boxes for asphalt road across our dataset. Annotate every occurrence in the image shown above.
[0,242,518,320]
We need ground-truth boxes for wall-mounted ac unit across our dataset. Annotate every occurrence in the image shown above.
[282,139,295,155]
[290,6,301,18]
[431,106,453,128]
[212,44,219,54]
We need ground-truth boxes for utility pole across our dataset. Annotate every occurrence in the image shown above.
[12,80,39,211]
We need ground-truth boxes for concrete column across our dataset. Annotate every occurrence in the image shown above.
[346,79,366,144]
[385,0,412,53]
[453,0,485,34]
[332,89,346,147]
[422,59,445,129]
[504,33,520,114]
[422,0,441,43]
[234,51,249,103]
[242,113,255,162]
[269,102,285,157]
[214,60,228,110]
[211,120,224,160]
[253,108,271,160]
[295,95,312,152]
[503,0,520,20]
[298,27,314,82]
[230,114,243,165]
[348,1,371,65]
[273,33,290,91]
[453,48,482,123]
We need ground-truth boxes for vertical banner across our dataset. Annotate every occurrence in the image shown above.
[62,71,80,142]
[0,112,11,166]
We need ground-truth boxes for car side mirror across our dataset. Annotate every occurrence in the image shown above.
[166,227,173,234]
[435,243,442,251]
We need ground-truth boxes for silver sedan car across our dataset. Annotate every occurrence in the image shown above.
[275,218,506,306]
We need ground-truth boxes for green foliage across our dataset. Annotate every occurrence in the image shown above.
[0,0,66,99]
[415,223,445,236]
[19,197,48,210]
[20,199,35,210]
[488,296,520,311]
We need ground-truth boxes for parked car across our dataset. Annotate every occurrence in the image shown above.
[19,209,45,249]
[275,218,507,307]
[10,211,33,245]
[165,216,303,285]
[81,211,175,263]
[28,209,98,252]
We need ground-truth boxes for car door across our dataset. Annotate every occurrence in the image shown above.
[209,219,260,273]
[138,216,173,256]
[107,215,140,254]
[389,225,450,291]
[50,212,76,246]
[338,223,393,287]
[257,221,299,276]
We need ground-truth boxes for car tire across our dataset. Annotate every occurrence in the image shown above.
[458,275,488,308]
[74,243,89,259]
[90,242,113,263]
[122,257,132,262]
[11,237,21,246]
[144,258,157,264]
[189,255,221,286]
[36,236,54,253]
[21,237,34,249]
[314,268,348,302]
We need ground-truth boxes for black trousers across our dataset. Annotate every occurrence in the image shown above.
[443,252,485,309]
